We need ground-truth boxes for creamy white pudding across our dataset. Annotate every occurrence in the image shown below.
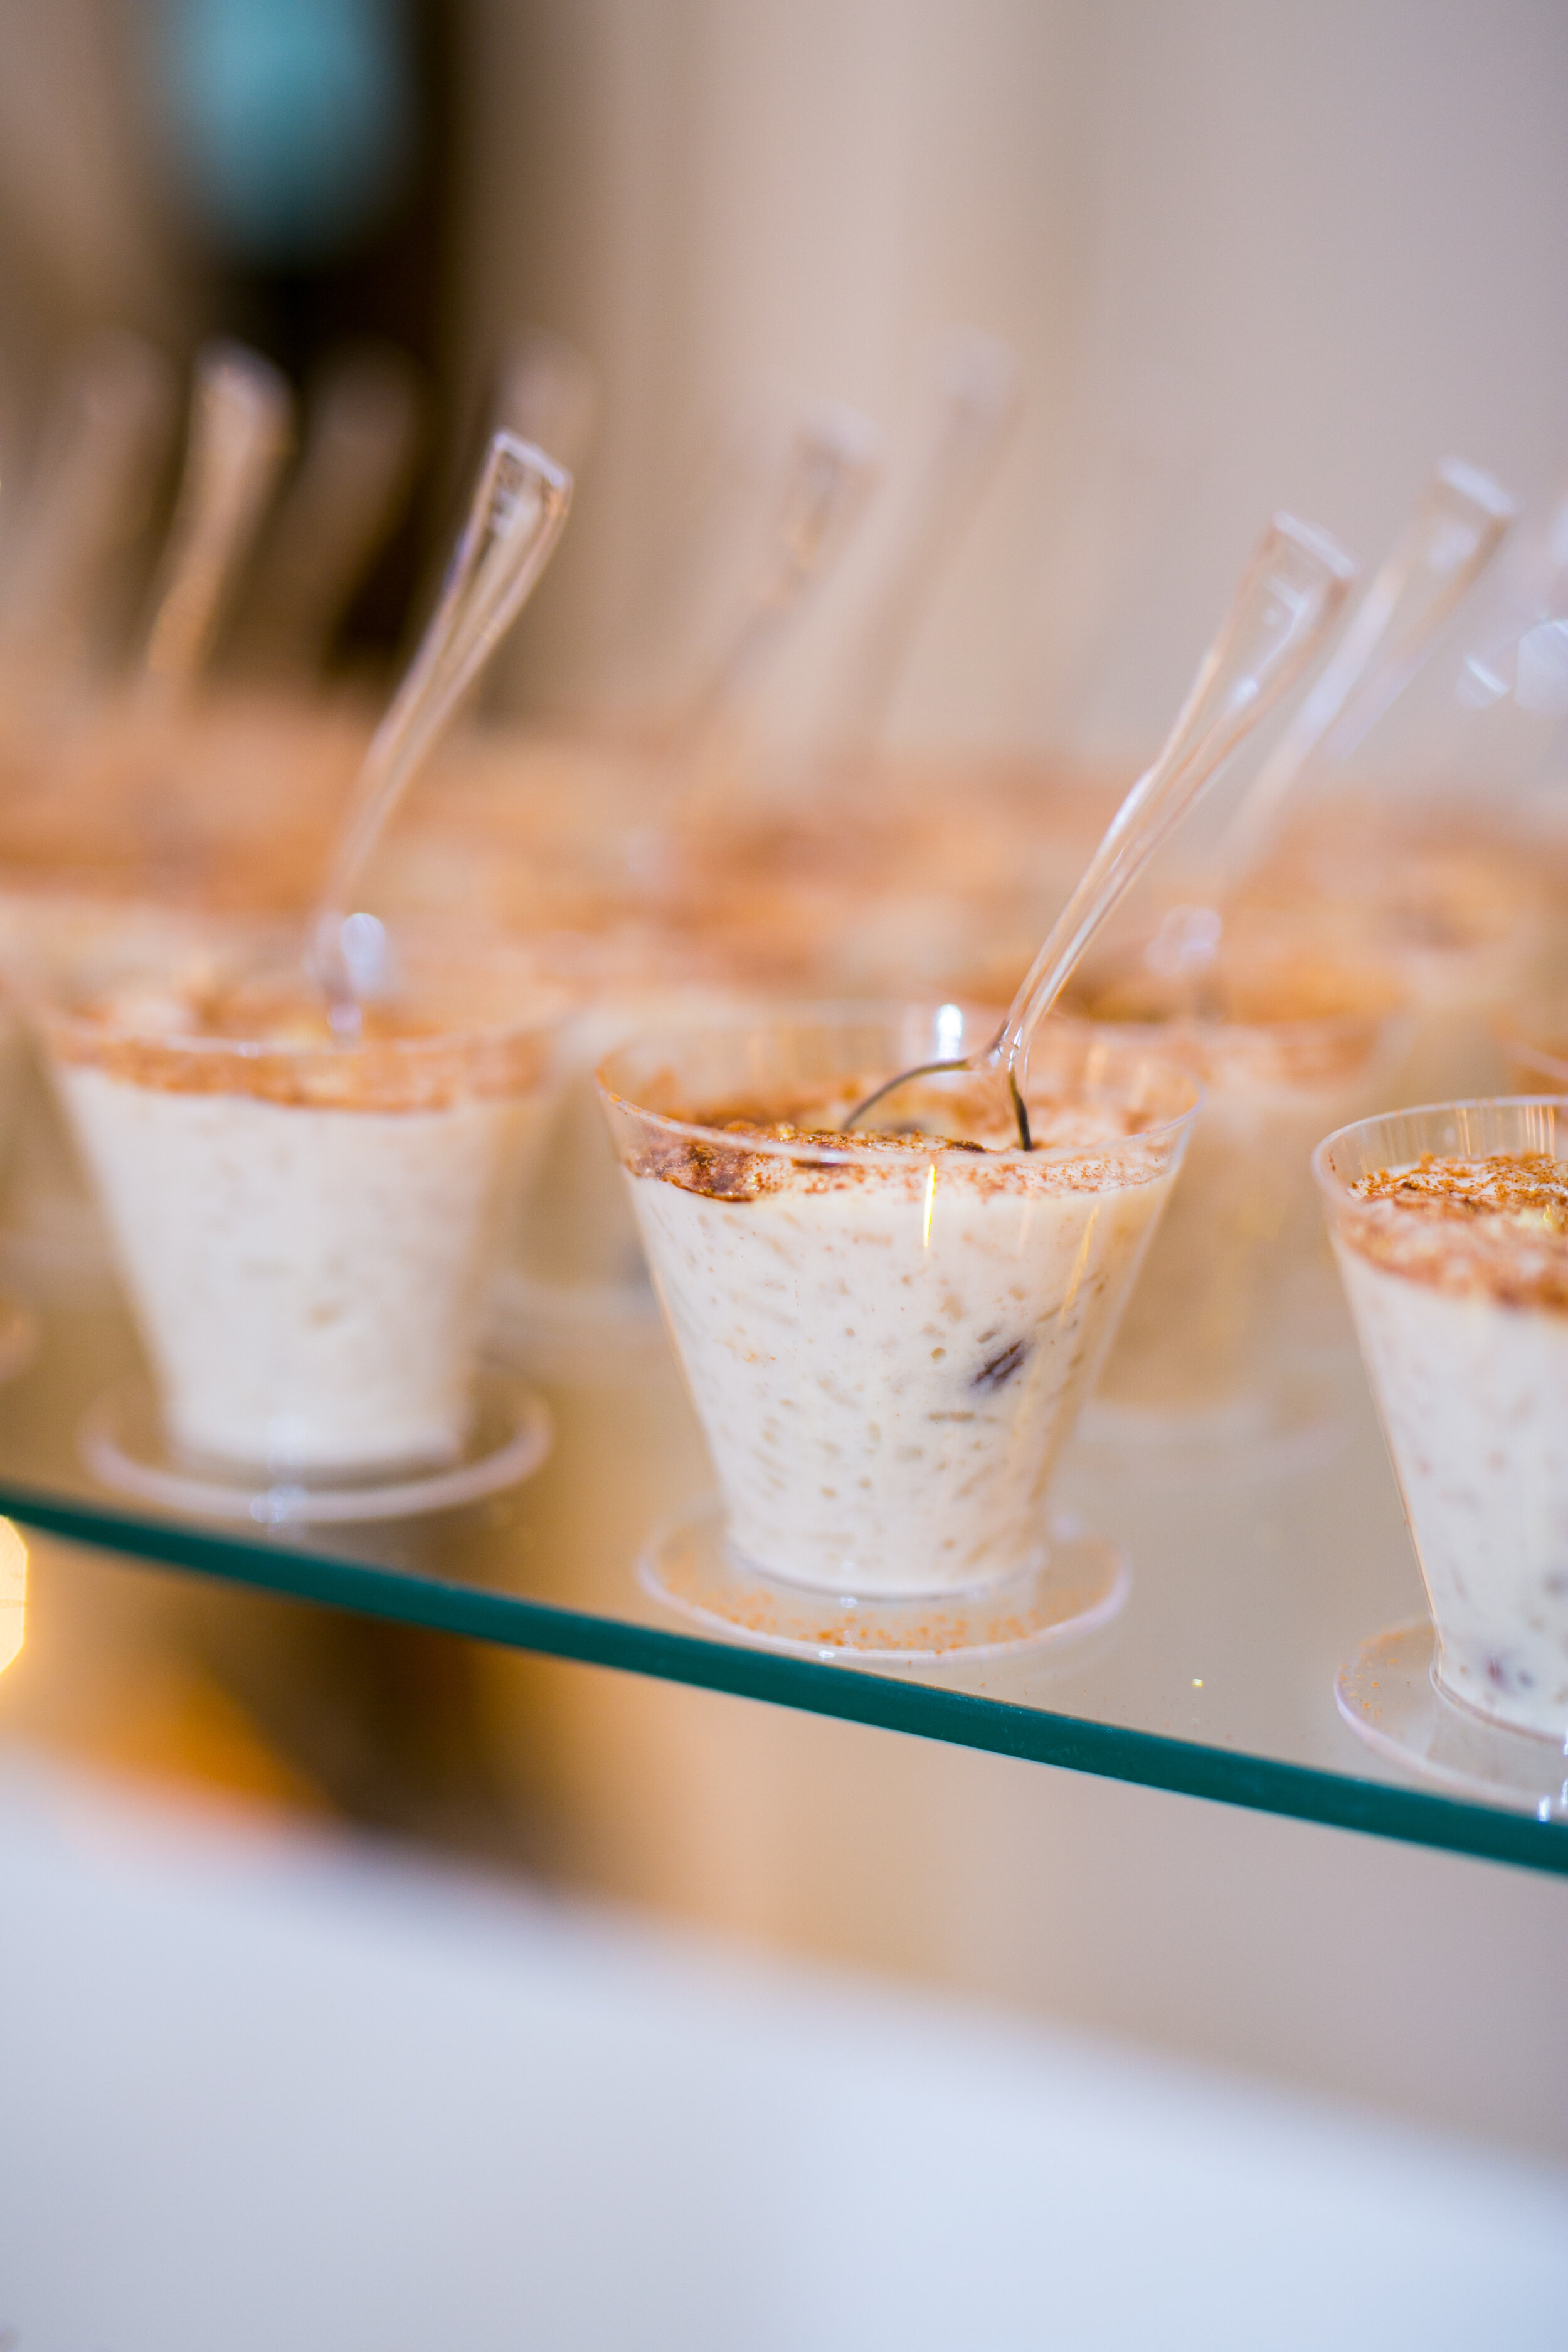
[0,894,257,1288]
[600,1017,1197,1598]
[45,960,556,1475]
[1323,1127,1568,1740]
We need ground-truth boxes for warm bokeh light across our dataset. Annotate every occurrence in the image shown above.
[0,1517,26,1675]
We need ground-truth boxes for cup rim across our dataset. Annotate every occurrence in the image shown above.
[34,930,566,1067]
[596,999,1204,1167]
[1311,1093,1568,1203]
[1059,940,1407,1042]
[35,930,566,1115]
[41,993,563,1065]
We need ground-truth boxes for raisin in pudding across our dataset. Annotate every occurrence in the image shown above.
[43,948,558,1476]
[1318,1106,1568,1740]
[598,1011,1199,1599]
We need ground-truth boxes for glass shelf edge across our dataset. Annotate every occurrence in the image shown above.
[3,1476,1564,1880]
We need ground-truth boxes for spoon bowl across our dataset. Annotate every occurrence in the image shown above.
[1217,456,1516,891]
[307,431,573,1028]
[845,512,1357,1145]
[140,341,294,696]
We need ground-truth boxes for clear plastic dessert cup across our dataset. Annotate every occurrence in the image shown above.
[598,1005,1200,1604]
[38,938,561,1483]
[1316,1098,1568,1745]
[0,889,265,1291]
[1240,826,1557,1108]
[1069,945,1407,1428]
[499,926,758,1296]
[1365,847,1555,1108]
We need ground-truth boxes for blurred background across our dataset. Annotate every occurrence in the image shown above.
[1,3,1567,2337]
[3,1,1567,744]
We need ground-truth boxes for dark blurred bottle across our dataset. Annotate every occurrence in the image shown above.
[154,0,453,659]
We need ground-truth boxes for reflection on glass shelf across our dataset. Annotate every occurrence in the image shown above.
[0,1294,1562,1876]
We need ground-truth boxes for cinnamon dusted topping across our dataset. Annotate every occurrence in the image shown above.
[1080,958,1384,1027]
[632,1123,982,1202]
[1341,1152,1568,1310]
[46,977,552,1112]
[82,982,445,1049]
[1064,953,1400,1090]
[712,1120,983,1153]
[1352,1152,1568,1221]
[622,1093,1157,1203]
[1377,852,1517,956]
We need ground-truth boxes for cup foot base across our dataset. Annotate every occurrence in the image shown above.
[637,1498,1128,1663]
[79,1369,553,1527]
[1336,1622,1568,1819]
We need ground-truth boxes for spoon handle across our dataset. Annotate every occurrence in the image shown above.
[993,512,1357,1086]
[827,330,1019,755]
[497,326,598,475]
[140,341,294,694]
[673,403,881,758]
[1220,458,1515,885]
[312,432,571,961]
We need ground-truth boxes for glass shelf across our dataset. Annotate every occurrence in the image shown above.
[1,1289,1564,1878]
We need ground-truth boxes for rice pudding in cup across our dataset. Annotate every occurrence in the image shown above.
[0,890,263,1290]
[1067,942,1406,1427]
[1242,827,1557,1108]
[40,937,561,1480]
[1316,1099,1568,1743]
[598,1005,1199,1603]
[1364,847,1556,1106]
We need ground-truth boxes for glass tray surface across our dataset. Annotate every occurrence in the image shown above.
[0,1293,1562,1877]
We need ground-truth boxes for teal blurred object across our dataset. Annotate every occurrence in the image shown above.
[161,0,415,263]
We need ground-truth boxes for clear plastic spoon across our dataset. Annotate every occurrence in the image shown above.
[1217,457,1516,887]
[845,513,1357,1147]
[634,402,880,849]
[672,401,881,762]
[822,327,1020,756]
[140,341,294,696]
[234,342,425,677]
[309,430,572,1028]
[495,325,598,477]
